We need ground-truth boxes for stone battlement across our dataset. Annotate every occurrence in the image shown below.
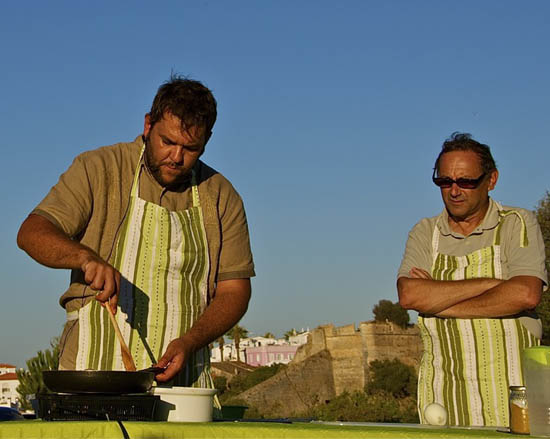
[236,320,422,416]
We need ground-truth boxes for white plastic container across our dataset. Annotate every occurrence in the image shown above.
[152,386,217,422]
[522,347,550,436]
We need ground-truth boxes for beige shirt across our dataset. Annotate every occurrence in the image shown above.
[398,198,548,287]
[32,136,255,311]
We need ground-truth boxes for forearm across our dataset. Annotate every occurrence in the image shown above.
[398,276,502,314]
[17,214,94,270]
[435,276,542,318]
[17,214,121,309]
[181,278,251,353]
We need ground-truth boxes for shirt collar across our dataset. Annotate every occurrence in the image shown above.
[437,198,501,238]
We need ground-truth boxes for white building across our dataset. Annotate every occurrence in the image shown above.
[210,340,249,363]
[210,331,310,365]
[0,364,20,409]
[288,329,309,346]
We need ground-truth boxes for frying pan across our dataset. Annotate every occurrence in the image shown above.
[42,367,164,394]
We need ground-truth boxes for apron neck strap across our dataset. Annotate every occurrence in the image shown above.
[431,215,443,263]
[494,204,528,247]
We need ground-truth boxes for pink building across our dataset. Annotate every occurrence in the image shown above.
[245,344,298,367]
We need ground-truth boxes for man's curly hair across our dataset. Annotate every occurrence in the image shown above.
[149,74,217,134]
[434,132,497,175]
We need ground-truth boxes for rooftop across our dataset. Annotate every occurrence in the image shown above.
[0,373,18,381]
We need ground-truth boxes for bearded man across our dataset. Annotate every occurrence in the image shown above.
[18,76,255,389]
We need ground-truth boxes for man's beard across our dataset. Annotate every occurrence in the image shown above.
[144,135,189,189]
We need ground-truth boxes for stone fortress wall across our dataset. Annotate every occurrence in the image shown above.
[237,321,422,416]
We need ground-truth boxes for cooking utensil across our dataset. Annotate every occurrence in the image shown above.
[42,369,157,394]
[42,299,167,394]
[106,300,136,371]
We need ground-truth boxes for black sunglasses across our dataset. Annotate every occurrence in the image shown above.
[432,169,487,189]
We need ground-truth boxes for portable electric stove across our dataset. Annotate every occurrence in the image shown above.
[37,392,160,421]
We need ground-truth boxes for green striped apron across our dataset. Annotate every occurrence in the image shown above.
[74,145,215,389]
[418,203,539,427]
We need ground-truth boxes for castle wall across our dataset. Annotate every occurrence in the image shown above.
[230,320,423,417]
[359,321,422,370]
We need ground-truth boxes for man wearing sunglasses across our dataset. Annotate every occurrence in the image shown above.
[397,132,547,427]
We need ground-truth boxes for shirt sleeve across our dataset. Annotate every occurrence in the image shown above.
[31,153,93,238]
[505,209,548,289]
[217,184,255,281]
[397,219,434,279]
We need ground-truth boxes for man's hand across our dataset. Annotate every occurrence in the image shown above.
[398,267,540,318]
[409,267,432,280]
[434,275,542,318]
[152,278,251,382]
[81,255,121,313]
[18,214,121,314]
[398,270,502,315]
[154,336,194,382]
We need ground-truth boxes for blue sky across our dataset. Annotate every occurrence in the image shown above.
[1,1,549,368]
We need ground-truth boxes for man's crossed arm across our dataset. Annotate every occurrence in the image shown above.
[397,268,541,318]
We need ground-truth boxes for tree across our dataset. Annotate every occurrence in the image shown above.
[226,325,249,362]
[217,336,225,361]
[535,192,550,345]
[262,332,275,339]
[284,328,297,340]
[303,389,418,423]
[366,359,417,398]
[16,338,60,411]
[372,299,410,328]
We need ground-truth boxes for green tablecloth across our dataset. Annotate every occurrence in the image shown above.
[0,420,541,438]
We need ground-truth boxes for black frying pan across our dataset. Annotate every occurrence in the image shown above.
[42,367,164,394]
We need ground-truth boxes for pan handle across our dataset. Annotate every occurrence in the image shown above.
[139,366,166,375]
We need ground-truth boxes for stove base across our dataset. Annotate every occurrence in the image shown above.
[36,393,160,421]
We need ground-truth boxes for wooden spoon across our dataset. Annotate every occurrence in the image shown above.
[106,301,136,371]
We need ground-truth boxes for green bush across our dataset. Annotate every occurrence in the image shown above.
[372,300,410,328]
[535,192,550,345]
[303,390,418,423]
[366,359,417,398]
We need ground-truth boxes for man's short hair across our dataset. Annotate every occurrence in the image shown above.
[434,132,497,175]
[149,75,217,134]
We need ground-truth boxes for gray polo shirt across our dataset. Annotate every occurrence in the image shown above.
[398,198,547,287]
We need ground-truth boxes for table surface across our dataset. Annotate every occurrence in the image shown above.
[0,420,544,439]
